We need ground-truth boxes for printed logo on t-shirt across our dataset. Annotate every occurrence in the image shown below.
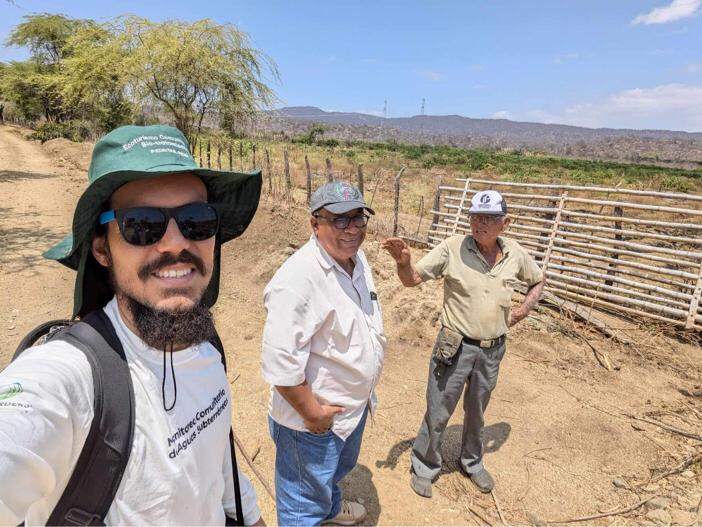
[166,388,229,459]
[0,382,22,400]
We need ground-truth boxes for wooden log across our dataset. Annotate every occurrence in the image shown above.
[547,286,694,327]
[547,282,699,322]
[392,166,407,236]
[543,252,695,294]
[283,149,291,193]
[265,149,272,195]
[416,196,425,237]
[539,192,566,270]
[562,209,702,231]
[554,229,702,259]
[557,220,702,245]
[451,178,472,235]
[686,262,702,329]
[430,177,444,238]
[545,271,690,310]
[305,155,312,204]
[455,177,702,203]
[326,158,333,182]
[605,206,623,287]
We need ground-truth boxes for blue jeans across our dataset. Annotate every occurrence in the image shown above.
[268,409,368,526]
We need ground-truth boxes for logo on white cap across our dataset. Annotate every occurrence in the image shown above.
[469,190,507,215]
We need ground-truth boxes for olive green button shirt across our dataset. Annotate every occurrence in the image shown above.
[416,235,543,340]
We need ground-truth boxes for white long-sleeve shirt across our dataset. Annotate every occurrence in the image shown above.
[0,298,260,525]
[262,236,387,440]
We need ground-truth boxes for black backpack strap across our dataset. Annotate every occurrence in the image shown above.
[45,310,135,526]
[210,332,244,527]
[13,319,72,360]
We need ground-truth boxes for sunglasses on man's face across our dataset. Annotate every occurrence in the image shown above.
[99,202,220,246]
[314,213,370,230]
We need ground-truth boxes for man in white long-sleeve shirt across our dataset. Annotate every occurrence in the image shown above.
[0,125,264,525]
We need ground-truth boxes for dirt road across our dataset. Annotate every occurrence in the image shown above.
[1,125,700,525]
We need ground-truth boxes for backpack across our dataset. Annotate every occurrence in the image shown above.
[12,310,244,526]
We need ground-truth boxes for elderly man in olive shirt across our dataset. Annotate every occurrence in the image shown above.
[383,190,544,497]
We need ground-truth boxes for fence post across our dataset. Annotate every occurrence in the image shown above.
[284,149,291,194]
[357,164,364,194]
[392,166,407,236]
[252,144,257,169]
[541,191,567,272]
[605,206,623,286]
[239,141,244,171]
[305,155,312,203]
[217,144,221,170]
[198,140,203,166]
[265,149,272,195]
[228,143,233,171]
[415,196,425,236]
[206,141,211,168]
[429,176,444,238]
[325,158,334,182]
[686,261,702,329]
[451,177,471,235]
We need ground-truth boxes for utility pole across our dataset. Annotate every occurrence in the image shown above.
[420,98,426,116]
[383,99,387,119]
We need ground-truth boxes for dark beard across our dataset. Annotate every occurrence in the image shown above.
[125,294,216,350]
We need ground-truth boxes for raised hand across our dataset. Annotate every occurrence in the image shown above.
[381,237,411,266]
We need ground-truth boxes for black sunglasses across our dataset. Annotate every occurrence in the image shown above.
[313,213,370,230]
[99,202,220,246]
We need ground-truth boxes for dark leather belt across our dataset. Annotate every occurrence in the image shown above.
[463,334,506,349]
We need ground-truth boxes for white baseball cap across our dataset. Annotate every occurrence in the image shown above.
[468,190,508,215]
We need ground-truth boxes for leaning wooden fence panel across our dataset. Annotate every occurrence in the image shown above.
[427,178,702,331]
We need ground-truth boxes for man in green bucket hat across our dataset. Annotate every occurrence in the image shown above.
[0,125,265,525]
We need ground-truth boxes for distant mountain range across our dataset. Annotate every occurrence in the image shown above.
[259,106,702,169]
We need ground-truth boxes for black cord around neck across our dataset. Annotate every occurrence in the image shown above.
[162,342,177,412]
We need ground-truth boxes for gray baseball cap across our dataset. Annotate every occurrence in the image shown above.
[309,181,375,215]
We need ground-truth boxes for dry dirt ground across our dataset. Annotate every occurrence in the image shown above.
[1,124,701,526]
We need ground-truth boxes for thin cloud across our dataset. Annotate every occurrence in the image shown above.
[632,0,701,25]
[418,69,445,82]
[684,63,702,73]
[553,53,581,65]
[524,84,702,132]
[491,110,512,120]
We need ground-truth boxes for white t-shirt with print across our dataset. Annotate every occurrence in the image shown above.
[0,297,260,525]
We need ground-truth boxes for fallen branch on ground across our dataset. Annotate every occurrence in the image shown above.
[546,496,656,524]
[625,414,702,442]
[638,451,702,487]
[490,489,506,526]
[231,432,276,501]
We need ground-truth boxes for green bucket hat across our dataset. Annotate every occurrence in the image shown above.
[44,124,261,318]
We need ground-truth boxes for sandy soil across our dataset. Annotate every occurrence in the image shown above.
[1,124,700,526]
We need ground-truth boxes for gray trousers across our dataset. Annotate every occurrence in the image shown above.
[411,338,506,480]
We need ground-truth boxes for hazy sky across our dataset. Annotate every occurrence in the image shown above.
[2,0,701,131]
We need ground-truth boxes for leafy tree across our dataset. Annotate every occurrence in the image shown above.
[7,13,94,69]
[69,16,278,142]
[3,14,94,122]
[61,24,133,131]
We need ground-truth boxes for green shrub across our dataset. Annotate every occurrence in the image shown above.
[30,120,93,143]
